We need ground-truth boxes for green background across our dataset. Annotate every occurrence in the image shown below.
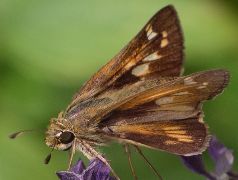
[1,0,237,179]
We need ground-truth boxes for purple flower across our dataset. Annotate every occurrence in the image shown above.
[57,136,237,179]
[182,136,238,179]
[181,155,215,180]
[57,159,115,180]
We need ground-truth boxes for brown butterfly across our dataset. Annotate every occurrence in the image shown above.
[10,5,230,180]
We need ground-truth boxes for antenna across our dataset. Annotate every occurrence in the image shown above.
[9,130,34,139]
[9,128,56,165]
[44,144,56,165]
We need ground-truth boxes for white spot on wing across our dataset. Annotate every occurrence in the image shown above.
[132,64,149,77]
[174,92,191,96]
[197,82,209,89]
[161,39,169,48]
[162,31,168,38]
[143,52,162,62]
[146,24,157,40]
[148,32,157,40]
[156,97,174,105]
[184,77,197,85]
[197,86,206,89]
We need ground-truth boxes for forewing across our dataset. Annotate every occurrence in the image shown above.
[66,70,229,123]
[72,5,184,105]
[118,69,229,110]
[98,70,229,155]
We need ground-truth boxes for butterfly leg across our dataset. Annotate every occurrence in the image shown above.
[134,145,163,180]
[67,140,76,170]
[124,144,138,180]
[76,139,120,180]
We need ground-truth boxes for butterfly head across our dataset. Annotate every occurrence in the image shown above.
[45,116,75,151]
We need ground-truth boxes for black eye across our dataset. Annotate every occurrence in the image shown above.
[59,131,75,144]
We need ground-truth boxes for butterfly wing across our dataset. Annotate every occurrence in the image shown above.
[71,5,184,106]
[102,117,208,156]
[98,70,229,155]
[64,5,229,156]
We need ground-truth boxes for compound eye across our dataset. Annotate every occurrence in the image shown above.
[59,131,75,144]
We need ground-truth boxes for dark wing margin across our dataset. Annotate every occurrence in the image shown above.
[71,5,184,105]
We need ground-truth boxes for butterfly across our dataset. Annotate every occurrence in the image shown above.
[42,5,230,179]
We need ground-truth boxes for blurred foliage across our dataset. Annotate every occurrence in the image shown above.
[0,0,237,180]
